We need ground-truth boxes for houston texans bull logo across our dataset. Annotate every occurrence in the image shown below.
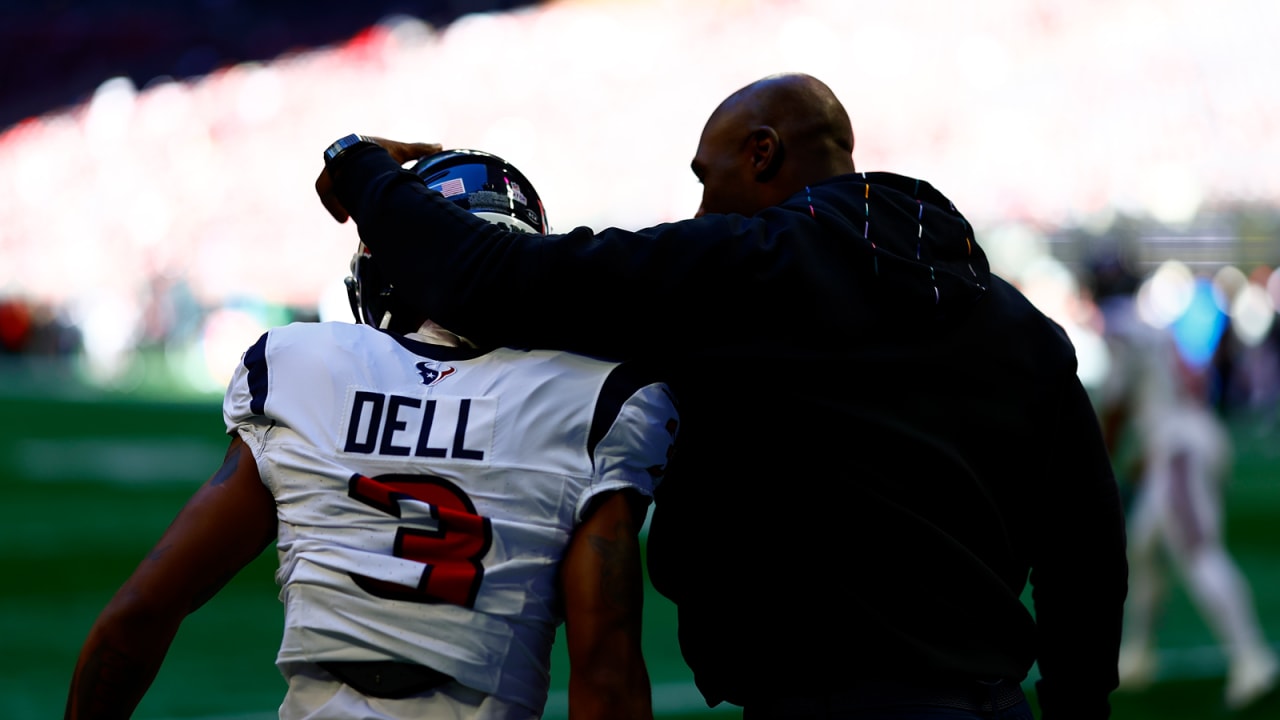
[416,361,456,386]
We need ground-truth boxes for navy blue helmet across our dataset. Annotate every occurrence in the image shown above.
[345,149,547,329]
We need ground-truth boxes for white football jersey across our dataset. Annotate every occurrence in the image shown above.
[223,321,678,714]
[1097,295,1227,467]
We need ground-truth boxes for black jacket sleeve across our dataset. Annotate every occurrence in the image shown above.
[1031,372,1128,719]
[331,144,802,357]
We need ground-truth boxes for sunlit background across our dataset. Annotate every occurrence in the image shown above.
[2,0,1279,410]
[3,2,1280,718]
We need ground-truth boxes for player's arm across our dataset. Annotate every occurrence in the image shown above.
[65,434,276,720]
[1095,344,1144,493]
[560,489,653,720]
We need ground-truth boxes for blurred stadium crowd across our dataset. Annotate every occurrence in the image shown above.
[0,1,539,132]
[1,0,1278,410]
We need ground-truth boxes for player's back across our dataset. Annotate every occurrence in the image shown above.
[1098,295,1229,469]
[224,321,671,713]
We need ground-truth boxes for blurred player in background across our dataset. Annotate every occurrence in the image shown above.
[1089,255,1279,711]
[66,149,676,720]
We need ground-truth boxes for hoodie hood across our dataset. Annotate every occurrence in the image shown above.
[795,172,991,318]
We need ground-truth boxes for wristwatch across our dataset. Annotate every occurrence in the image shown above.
[323,133,375,165]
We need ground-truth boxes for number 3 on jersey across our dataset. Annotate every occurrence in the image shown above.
[346,473,493,607]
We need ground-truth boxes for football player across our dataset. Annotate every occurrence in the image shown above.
[66,149,678,719]
[1094,267,1278,711]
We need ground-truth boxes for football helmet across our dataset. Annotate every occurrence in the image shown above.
[345,149,548,330]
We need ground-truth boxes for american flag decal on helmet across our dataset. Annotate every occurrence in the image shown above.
[433,178,466,198]
[416,362,456,386]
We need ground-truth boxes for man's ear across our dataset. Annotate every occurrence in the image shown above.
[750,126,784,183]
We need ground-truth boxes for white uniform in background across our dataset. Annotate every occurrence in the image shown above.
[1098,296,1278,710]
[224,321,678,719]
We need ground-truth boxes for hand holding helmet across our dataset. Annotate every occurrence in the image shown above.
[315,135,443,223]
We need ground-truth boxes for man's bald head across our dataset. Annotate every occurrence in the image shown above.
[713,73,854,156]
[692,73,856,217]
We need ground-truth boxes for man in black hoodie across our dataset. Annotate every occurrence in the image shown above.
[315,73,1127,719]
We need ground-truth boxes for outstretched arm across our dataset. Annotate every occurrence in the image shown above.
[560,490,653,720]
[317,138,798,358]
[65,434,277,719]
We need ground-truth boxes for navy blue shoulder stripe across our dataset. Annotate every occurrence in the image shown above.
[244,332,270,416]
[587,359,667,464]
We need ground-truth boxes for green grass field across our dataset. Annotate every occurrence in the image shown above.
[2,362,1278,719]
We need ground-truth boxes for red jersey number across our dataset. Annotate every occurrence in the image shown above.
[347,473,493,608]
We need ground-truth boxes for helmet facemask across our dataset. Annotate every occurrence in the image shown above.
[345,243,416,331]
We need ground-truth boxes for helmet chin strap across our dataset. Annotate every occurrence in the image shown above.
[378,310,393,330]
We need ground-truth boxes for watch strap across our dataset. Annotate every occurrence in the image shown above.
[324,133,375,165]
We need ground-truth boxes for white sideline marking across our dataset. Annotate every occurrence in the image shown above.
[12,437,226,485]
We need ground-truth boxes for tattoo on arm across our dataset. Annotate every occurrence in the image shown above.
[210,443,241,486]
[68,642,149,719]
[588,521,639,609]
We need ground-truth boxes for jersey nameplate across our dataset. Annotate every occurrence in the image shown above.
[341,390,496,462]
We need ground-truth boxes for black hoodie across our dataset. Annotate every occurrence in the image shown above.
[331,145,1127,719]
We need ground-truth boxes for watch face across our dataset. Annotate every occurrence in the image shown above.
[325,134,366,162]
